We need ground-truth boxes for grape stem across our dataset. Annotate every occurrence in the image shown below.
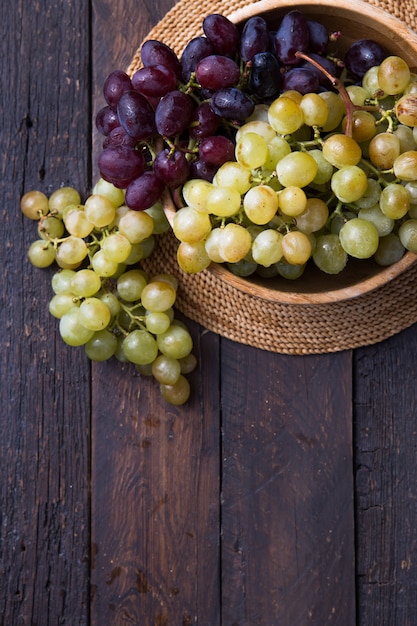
[294,51,379,137]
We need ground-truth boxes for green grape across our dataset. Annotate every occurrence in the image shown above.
[49,293,80,319]
[227,259,258,277]
[177,240,211,273]
[79,297,111,331]
[362,66,383,98]
[173,206,212,242]
[312,234,348,274]
[206,186,242,218]
[64,207,94,238]
[379,183,410,219]
[118,209,154,243]
[368,132,401,169]
[178,353,197,374]
[49,186,81,216]
[395,96,417,128]
[204,228,225,263]
[157,324,193,360]
[295,198,329,233]
[99,292,121,317]
[123,243,143,265]
[101,232,132,263]
[243,185,279,224]
[378,55,411,95]
[141,280,176,312]
[278,186,307,217]
[21,190,49,220]
[276,151,318,188]
[85,329,118,361]
[346,85,370,106]
[152,354,181,385]
[398,219,417,252]
[354,179,382,210]
[339,218,379,258]
[116,269,148,302]
[145,311,171,335]
[308,149,334,185]
[91,249,119,277]
[59,307,95,346]
[145,201,170,234]
[330,165,368,203]
[282,231,312,265]
[51,269,76,294]
[140,236,155,259]
[213,162,252,195]
[122,329,159,365]
[84,193,116,227]
[374,233,405,266]
[235,132,268,169]
[299,92,328,127]
[182,179,214,212]
[268,95,304,135]
[342,110,377,143]
[252,229,284,266]
[70,268,102,297]
[264,135,291,170]
[394,124,417,152]
[92,178,125,207]
[393,150,417,181]
[276,260,305,279]
[218,223,252,263]
[56,236,88,267]
[160,375,191,405]
[319,91,345,132]
[235,120,276,144]
[28,240,56,268]
[322,134,362,168]
[38,215,65,240]
[358,204,394,236]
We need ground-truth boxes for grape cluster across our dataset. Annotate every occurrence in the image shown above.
[21,182,196,406]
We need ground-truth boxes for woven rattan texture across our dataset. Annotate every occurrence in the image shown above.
[129,0,417,354]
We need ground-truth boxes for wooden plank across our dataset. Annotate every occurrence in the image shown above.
[354,324,417,626]
[90,323,221,624]
[0,1,91,624]
[221,342,356,625]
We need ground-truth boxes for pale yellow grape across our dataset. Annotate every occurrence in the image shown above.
[330,166,368,203]
[206,186,242,218]
[235,120,276,144]
[149,273,179,290]
[28,240,56,268]
[160,375,190,405]
[152,354,181,385]
[378,56,411,95]
[56,236,88,266]
[354,179,381,210]
[339,218,379,258]
[368,132,401,169]
[213,162,252,195]
[308,149,334,185]
[346,85,369,106]
[116,268,148,302]
[84,194,116,227]
[173,206,212,242]
[176,240,212,273]
[100,292,121,317]
[362,66,383,98]
[49,187,81,216]
[235,132,268,169]
[276,151,318,188]
[282,231,312,265]
[268,96,304,135]
[246,103,269,122]
[79,297,111,331]
[252,230,284,266]
[218,223,252,263]
[118,209,154,243]
[64,207,94,238]
[342,110,377,143]
[145,201,170,234]
[49,293,80,319]
[379,183,410,219]
[243,185,278,224]
[299,93,328,127]
[358,204,394,237]
[278,186,307,217]
[101,232,132,263]
[37,215,65,240]
[280,89,303,104]
[205,228,225,263]
[157,324,193,360]
[322,134,362,168]
[393,150,417,181]
[393,124,416,152]
[92,178,125,207]
[264,136,291,170]
[182,179,213,213]
[91,249,119,277]
[70,269,102,297]
[59,307,95,346]
[141,281,176,312]
[319,92,345,131]
[295,198,329,233]
[21,190,49,220]
[145,311,171,335]
[51,269,76,294]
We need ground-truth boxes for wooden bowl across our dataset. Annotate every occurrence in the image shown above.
[164,0,417,304]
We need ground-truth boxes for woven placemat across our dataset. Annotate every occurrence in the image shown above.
[128,0,417,354]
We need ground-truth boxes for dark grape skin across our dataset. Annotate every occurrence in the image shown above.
[98,145,145,187]
[153,148,190,187]
[239,16,270,62]
[189,158,218,182]
[125,171,166,210]
[300,52,338,88]
[210,87,255,121]
[102,126,138,149]
[199,135,236,166]
[140,39,181,78]
[155,90,195,137]
[180,36,214,83]
[195,55,241,90]
[95,105,120,136]
[280,67,320,95]
[103,70,133,111]
[117,91,155,140]
[249,52,281,99]
[306,19,329,55]
[188,102,221,140]
[202,13,240,58]
[344,39,387,78]
[274,10,310,65]
[131,64,178,98]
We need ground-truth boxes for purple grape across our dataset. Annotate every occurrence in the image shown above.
[189,158,218,182]
[189,102,221,140]
[240,16,271,62]
[180,36,214,82]
[249,52,281,99]
[140,39,181,77]
[155,90,194,137]
[300,52,338,87]
[125,171,166,210]
[306,20,329,55]
[210,87,255,121]
[102,126,138,149]
[195,55,241,90]
[199,135,235,166]
[280,67,319,94]
[344,39,387,78]
[95,105,120,136]
[103,70,133,111]
[154,148,190,187]
[117,91,155,140]
[131,64,178,98]
[274,10,310,65]
[98,145,145,187]
[202,13,240,58]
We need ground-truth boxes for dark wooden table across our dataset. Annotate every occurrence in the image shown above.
[2,0,417,624]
